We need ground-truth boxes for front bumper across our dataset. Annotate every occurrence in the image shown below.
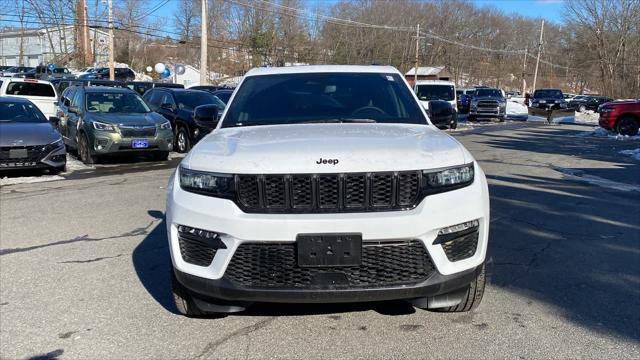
[175,263,483,304]
[0,144,66,170]
[166,163,490,302]
[89,129,173,154]
[469,107,506,117]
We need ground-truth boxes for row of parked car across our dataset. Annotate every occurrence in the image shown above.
[0,75,235,172]
[0,65,139,82]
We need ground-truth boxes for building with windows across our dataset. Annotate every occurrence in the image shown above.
[0,26,108,67]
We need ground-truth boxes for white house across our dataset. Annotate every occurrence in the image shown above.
[0,26,108,66]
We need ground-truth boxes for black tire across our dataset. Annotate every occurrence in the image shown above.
[616,116,640,136]
[50,164,66,175]
[175,127,191,153]
[78,133,97,165]
[434,264,486,312]
[578,105,586,112]
[498,116,505,122]
[450,114,458,130]
[171,270,204,317]
[152,151,169,161]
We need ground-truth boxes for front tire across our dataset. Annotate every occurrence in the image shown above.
[433,264,486,312]
[171,271,204,317]
[78,133,97,165]
[616,116,639,136]
[578,105,586,112]
[175,127,191,153]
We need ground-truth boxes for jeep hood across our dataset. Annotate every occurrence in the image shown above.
[184,123,472,174]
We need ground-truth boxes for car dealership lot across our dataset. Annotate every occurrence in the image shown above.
[1,122,638,359]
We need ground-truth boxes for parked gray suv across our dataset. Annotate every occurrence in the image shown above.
[57,86,173,164]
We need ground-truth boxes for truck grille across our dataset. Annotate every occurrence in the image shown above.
[119,125,156,138]
[236,171,421,213]
[225,240,434,289]
[477,100,499,108]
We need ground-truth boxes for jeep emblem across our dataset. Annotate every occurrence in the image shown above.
[316,158,339,165]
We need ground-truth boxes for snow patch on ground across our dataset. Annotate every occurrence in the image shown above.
[576,126,640,140]
[555,167,640,192]
[0,175,64,186]
[619,148,640,161]
[169,152,187,160]
[575,111,599,124]
[66,155,93,171]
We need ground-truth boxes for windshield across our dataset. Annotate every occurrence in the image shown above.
[85,92,151,113]
[534,89,563,99]
[53,68,70,74]
[475,89,503,98]
[221,72,427,128]
[5,82,56,97]
[0,102,47,122]
[174,91,225,111]
[416,84,455,101]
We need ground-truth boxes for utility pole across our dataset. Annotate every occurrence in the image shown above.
[532,20,544,92]
[413,24,423,86]
[108,0,114,80]
[76,0,87,66]
[521,47,528,94]
[200,0,208,85]
[84,3,90,65]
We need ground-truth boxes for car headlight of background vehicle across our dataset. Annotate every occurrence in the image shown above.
[50,138,64,148]
[92,121,115,132]
[159,121,172,130]
[179,167,234,198]
[423,163,474,194]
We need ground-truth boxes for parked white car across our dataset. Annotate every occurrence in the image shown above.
[166,65,490,316]
[0,78,58,119]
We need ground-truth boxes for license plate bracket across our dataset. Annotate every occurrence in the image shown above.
[131,139,149,148]
[297,233,362,267]
[9,149,28,159]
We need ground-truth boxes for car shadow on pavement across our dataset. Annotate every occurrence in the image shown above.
[132,211,178,314]
[482,131,640,340]
[133,211,419,318]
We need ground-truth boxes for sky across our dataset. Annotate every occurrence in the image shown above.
[472,0,565,23]
[0,0,566,32]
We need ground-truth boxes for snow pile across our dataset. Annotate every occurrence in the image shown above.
[1,174,64,186]
[507,101,528,116]
[66,155,93,171]
[510,97,526,105]
[619,148,640,161]
[575,110,599,124]
[576,126,640,140]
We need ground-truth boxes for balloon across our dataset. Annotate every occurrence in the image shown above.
[175,64,186,75]
[154,63,165,73]
[146,66,152,72]
[47,63,55,71]
[160,69,171,78]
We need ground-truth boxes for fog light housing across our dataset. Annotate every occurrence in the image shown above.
[434,220,480,262]
[177,225,227,267]
[50,154,66,162]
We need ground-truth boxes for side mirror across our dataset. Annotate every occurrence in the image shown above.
[193,105,219,129]
[160,103,175,112]
[68,106,79,114]
[49,116,61,127]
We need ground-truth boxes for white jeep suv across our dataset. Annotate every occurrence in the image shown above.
[166,65,489,316]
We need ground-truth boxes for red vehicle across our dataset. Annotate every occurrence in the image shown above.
[598,100,640,136]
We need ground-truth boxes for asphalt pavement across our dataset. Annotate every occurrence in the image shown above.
[1,122,639,359]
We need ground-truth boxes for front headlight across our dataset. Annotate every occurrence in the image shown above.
[423,163,474,194]
[92,121,115,132]
[539,100,546,104]
[159,121,172,130]
[179,167,234,198]
[50,138,64,148]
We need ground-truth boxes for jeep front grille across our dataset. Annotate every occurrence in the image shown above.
[235,171,421,213]
[225,240,434,289]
